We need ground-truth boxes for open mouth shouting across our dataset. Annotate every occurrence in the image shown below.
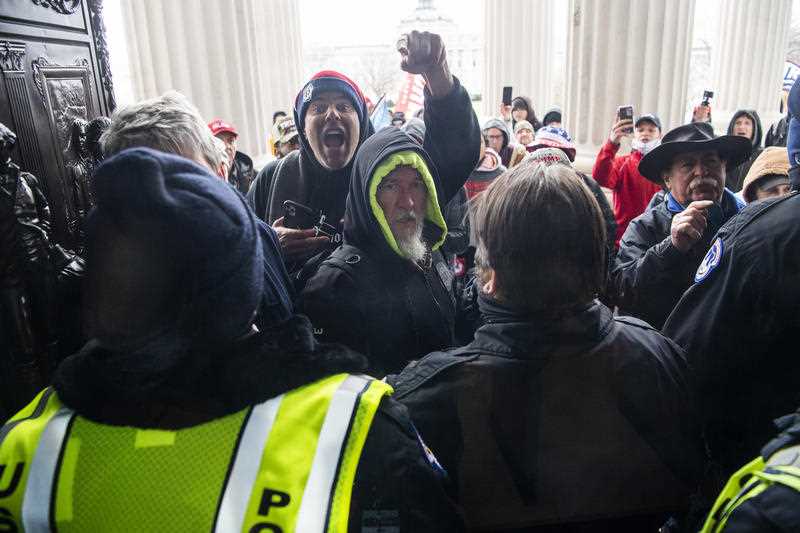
[313,124,354,169]
[323,126,347,149]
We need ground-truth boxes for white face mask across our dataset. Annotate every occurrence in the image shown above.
[632,138,661,156]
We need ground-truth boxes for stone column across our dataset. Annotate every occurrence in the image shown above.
[118,0,303,158]
[711,0,791,135]
[481,0,557,121]
[565,0,695,172]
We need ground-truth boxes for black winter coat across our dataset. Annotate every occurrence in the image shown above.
[388,297,702,532]
[441,186,469,261]
[612,189,742,329]
[50,315,464,532]
[300,127,475,377]
[664,192,800,478]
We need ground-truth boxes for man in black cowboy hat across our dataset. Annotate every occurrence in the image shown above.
[611,122,751,329]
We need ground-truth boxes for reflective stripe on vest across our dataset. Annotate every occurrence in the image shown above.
[22,407,75,533]
[701,444,800,532]
[0,374,392,532]
[215,393,284,533]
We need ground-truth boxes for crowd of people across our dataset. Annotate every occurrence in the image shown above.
[1,28,799,532]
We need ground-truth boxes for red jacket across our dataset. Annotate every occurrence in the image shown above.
[592,140,662,247]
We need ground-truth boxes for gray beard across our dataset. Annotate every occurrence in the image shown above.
[396,221,427,263]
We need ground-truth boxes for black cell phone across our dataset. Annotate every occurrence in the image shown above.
[502,86,513,106]
[702,90,714,106]
[617,105,634,133]
[283,200,317,229]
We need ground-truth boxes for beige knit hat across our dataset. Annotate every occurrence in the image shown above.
[742,146,790,203]
[514,120,534,134]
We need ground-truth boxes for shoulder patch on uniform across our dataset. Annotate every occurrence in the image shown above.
[695,237,724,283]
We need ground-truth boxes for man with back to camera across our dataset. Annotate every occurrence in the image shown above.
[0,145,465,531]
[388,158,701,531]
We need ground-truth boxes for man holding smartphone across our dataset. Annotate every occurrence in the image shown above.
[592,108,664,248]
[246,31,480,275]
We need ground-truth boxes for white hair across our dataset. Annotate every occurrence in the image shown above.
[396,220,427,263]
[101,91,221,170]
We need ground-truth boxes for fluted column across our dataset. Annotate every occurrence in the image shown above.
[565,0,695,172]
[119,0,303,157]
[481,0,556,120]
[711,0,791,134]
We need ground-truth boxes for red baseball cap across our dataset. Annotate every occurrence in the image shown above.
[208,119,238,137]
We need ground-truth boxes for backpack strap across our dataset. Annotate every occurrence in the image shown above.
[323,244,376,284]
[265,151,301,224]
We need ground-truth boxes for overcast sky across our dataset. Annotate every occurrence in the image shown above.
[299,0,799,48]
[298,0,481,46]
[106,0,800,109]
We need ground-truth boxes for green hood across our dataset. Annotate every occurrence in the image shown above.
[368,150,448,258]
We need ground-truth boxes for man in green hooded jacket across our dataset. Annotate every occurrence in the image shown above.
[300,127,477,377]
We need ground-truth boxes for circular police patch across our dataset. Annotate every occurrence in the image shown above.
[695,237,724,283]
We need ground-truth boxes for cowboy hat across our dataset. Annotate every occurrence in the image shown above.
[638,122,752,184]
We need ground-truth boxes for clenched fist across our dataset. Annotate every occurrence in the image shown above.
[670,200,713,253]
[397,30,453,97]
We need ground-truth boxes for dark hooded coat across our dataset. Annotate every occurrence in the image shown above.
[300,127,475,377]
[725,110,764,192]
[482,117,515,168]
[246,78,480,251]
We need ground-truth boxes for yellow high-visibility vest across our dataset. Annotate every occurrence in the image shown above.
[0,373,392,532]
[700,444,800,532]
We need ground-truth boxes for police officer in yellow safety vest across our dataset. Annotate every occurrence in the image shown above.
[0,148,463,532]
[700,406,800,532]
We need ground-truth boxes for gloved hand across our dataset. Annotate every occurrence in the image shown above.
[787,77,800,189]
